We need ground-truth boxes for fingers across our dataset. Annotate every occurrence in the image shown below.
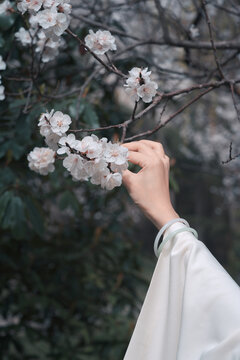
[122,169,135,187]
[122,141,155,156]
[123,140,166,158]
[127,151,148,167]
[139,140,165,156]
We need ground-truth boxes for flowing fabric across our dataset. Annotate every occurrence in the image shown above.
[124,222,240,360]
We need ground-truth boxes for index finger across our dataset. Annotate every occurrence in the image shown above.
[127,151,148,168]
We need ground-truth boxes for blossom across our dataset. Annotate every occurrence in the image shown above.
[90,167,109,186]
[43,0,72,14]
[17,0,43,14]
[85,158,108,178]
[56,0,72,15]
[0,0,11,14]
[0,85,5,101]
[103,143,128,165]
[127,67,151,86]
[63,154,89,181]
[77,135,103,159]
[38,109,54,137]
[125,87,140,102]
[27,147,55,175]
[35,31,63,62]
[36,8,70,36]
[110,162,128,173]
[137,81,158,103]
[0,56,6,71]
[84,29,117,55]
[45,132,61,151]
[15,27,36,46]
[57,133,79,155]
[49,111,72,136]
[124,67,158,103]
[103,172,122,190]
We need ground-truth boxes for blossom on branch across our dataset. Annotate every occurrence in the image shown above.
[124,67,158,103]
[84,30,117,55]
[57,133,80,155]
[0,57,6,101]
[31,114,129,190]
[27,147,56,175]
[17,0,43,14]
[0,56,6,71]
[15,27,36,46]
[0,0,11,14]
[16,0,71,63]
[49,111,72,136]
[63,154,89,181]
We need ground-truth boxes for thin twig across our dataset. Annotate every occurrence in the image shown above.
[124,87,215,141]
[222,142,240,164]
[201,0,225,79]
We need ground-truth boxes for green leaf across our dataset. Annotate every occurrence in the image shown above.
[59,190,80,215]
[0,191,13,223]
[83,103,100,128]
[0,15,16,31]
[2,195,26,238]
[25,196,44,236]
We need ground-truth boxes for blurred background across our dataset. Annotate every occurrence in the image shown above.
[1,0,240,359]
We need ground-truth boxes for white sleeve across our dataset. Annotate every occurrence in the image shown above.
[123,222,240,360]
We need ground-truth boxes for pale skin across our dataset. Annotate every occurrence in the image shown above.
[122,140,180,230]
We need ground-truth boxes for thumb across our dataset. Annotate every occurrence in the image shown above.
[122,169,135,189]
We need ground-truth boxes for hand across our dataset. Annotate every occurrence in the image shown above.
[122,140,179,229]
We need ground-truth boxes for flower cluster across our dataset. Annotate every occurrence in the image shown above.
[15,0,71,63]
[28,110,128,190]
[84,29,117,55]
[0,55,6,101]
[27,147,56,175]
[0,0,11,13]
[124,67,158,103]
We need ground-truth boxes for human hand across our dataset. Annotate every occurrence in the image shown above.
[122,140,179,229]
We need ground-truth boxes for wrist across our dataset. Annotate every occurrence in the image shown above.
[149,205,180,230]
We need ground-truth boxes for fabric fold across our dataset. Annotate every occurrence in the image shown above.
[124,222,240,360]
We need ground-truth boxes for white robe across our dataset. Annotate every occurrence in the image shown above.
[124,221,240,359]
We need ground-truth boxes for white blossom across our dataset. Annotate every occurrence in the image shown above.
[43,0,71,14]
[137,81,158,103]
[17,0,43,14]
[63,154,89,181]
[124,67,158,103]
[103,172,122,190]
[50,111,72,136]
[0,85,5,101]
[45,132,61,151]
[90,167,109,186]
[85,158,108,177]
[15,27,36,46]
[0,56,6,71]
[103,143,128,165]
[77,135,103,159]
[57,133,79,155]
[84,29,117,55]
[127,67,151,86]
[0,0,11,14]
[110,162,128,173]
[57,0,71,15]
[125,87,140,102]
[36,8,70,36]
[38,109,54,137]
[27,147,55,175]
